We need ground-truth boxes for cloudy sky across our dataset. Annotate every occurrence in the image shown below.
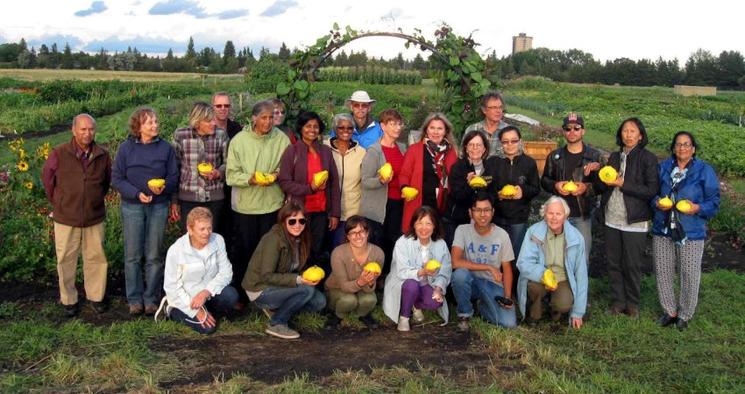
[1,0,743,62]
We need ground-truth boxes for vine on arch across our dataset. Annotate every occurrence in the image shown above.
[276,24,493,136]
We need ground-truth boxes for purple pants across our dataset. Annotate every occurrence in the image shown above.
[400,279,443,317]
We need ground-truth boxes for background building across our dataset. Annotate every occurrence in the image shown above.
[512,33,533,54]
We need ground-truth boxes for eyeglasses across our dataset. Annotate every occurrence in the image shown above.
[214,104,231,109]
[273,110,284,115]
[287,218,307,226]
[351,103,370,109]
[471,208,493,214]
[466,142,484,148]
[501,139,520,145]
[348,229,368,238]
[563,125,583,132]
[486,105,503,111]
[675,142,693,149]
[336,126,354,131]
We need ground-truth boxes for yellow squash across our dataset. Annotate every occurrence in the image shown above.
[197,162,213,175]
[312,170,329,187]
[598,165,618,184]
[500,184,518,197]
[401,186,419,201]
[147,178,165,188]
[378,163,393,181]
[658,196,673,209]
[562,180,578,193]
[542,269,558,290]
[301,266,326,282]
[676,199,693,214]
[363,262,382,274]
[254,171,276,186]
[468,176,487,189]
[424,259,441,272]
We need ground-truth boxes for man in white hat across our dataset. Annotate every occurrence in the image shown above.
[338,90,383,149]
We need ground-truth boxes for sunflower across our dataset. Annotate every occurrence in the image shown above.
[24,181,33,190]
[17,161,29,172]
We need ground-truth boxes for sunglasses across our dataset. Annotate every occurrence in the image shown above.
[287,218,307,226]
[351,103,370,109]
[214,104,231,109]
[501,139,520,145]
[563,125,583,132]
[336,126,354,131]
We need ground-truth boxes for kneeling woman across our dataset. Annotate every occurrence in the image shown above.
[383,206,452,331]
[242,201,326,339]
[325,215,385,328]
[162,207,238,334]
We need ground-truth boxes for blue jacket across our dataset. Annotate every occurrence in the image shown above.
[112,136,179,205]
[516,220,588,320]
[330,118,383,149]
[651,157,720,241]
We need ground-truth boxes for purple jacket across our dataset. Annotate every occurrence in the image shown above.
[278,140,341,218]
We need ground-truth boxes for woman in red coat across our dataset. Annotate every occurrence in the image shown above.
[399,112,458,232]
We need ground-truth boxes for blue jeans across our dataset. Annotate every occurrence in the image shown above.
[169,286,239,335]
[121,200,169,307]
[451,268,517,328]
[568,216,592,267]
[253,285,326,326]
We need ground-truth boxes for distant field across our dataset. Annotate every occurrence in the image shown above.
[0,68,243,82]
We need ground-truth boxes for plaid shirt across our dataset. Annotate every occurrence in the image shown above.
[172,127,229,202]
[464,119,509,158]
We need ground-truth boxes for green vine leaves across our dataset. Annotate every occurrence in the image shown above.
[276,23,492,137]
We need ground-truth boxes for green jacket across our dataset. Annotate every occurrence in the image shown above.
[226,125,290,214]
[242,224,307,292]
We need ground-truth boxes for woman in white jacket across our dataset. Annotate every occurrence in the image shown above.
[160,207,238,334]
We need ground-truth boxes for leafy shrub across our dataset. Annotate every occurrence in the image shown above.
[245,58,290,94]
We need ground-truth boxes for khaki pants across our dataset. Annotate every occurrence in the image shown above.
[326,288,378,319]
[527,280,573,321]
[54,222,108,305]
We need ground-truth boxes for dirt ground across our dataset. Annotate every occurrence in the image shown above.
[151,322,512,389]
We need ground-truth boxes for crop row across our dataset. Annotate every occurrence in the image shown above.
[316,66,422,85]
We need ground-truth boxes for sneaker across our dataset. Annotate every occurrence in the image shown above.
[458,317,470,332]
[88,301,106,314]
[144,304,158,316]
[676,318,688,331]
[129,304,144,316]
[397,316,410,332]
[63,303,79,318]
[656,313,677,327]
[412,307,424,323]
[359,314,379,329]
[265,323,300,339]
[154,297,170,322]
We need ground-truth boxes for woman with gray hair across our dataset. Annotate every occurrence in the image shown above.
[516,196,588,329]
[171,101,229,232]
[325,113,367,246]
[226,99,291,307]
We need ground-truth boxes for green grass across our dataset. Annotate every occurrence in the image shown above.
[1,270,743,392]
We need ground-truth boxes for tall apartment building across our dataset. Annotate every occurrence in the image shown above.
[512,33,533,54]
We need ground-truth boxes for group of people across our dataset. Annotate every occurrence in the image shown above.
[41,89,720,338]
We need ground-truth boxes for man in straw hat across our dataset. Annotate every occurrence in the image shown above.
[336,90,383,149]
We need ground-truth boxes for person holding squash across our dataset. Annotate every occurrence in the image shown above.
[324,215,385,329]
[241,201,326,339]
[596,118,659,319]
[652,131,720,331]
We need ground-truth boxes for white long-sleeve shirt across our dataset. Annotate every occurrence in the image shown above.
[163,232,233,318]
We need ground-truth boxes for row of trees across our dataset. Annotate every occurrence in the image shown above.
[1,36,744,89]
[488,48,745,89]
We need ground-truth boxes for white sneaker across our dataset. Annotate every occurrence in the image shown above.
[412,307,424,323]
[153,297,170,322]
[397,316,411,332]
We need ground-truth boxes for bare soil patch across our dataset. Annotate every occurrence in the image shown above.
[151,323,510,388]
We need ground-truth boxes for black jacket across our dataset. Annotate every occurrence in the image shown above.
[492,154,541,224]
[445,158,497,224]
[597,146,659,224]
[541,143,603,218]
